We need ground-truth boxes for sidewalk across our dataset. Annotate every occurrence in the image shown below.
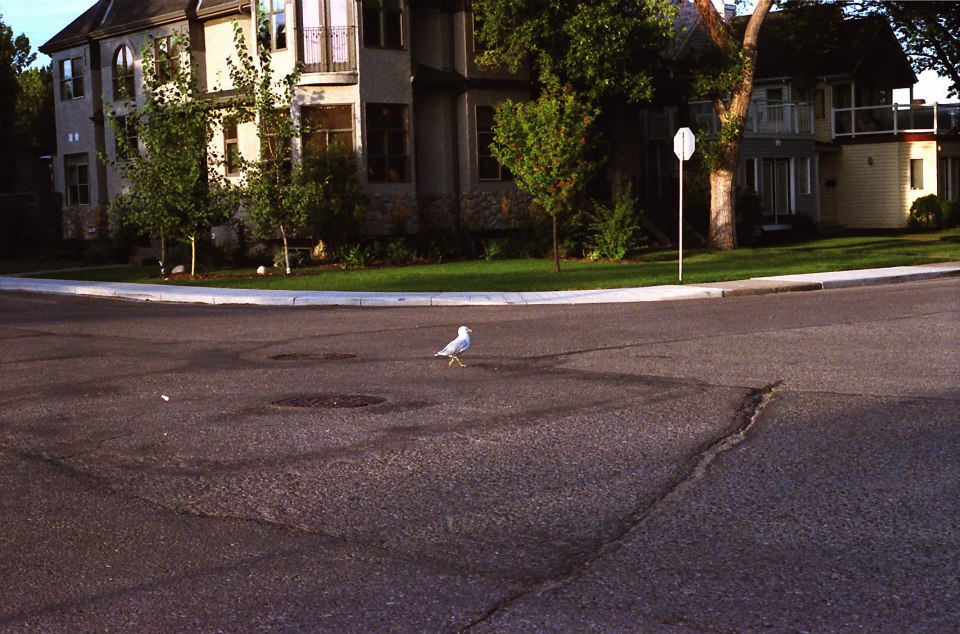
[1,261,958,306]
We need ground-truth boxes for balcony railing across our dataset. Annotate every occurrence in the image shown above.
[690,100,815,136]
[302,26,356,74]
[833,103,960,138]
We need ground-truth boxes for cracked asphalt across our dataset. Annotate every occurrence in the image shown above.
[1,278,958,633]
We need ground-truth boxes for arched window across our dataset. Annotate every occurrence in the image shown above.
[113,45,135,100]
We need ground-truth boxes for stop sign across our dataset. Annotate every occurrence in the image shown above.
[673,127,695,161]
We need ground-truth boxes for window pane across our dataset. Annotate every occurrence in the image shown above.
[362,5,381,47]
[479,156,501,180]
[275,13,287,49]
[383,9,402,48]
[910,159,924,190]
[367,131,386,155]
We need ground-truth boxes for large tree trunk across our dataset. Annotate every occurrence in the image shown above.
[708,162,738,250]
[693,0,774,251]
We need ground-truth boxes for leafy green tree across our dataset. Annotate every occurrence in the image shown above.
[0,15,35,191]
[688,0,775,251]
[299,143,366,249]
[491,75,599,272]
[14,65,55,152]
[106,31,232,275]
[473,0,677,104]
[225,18,308,274]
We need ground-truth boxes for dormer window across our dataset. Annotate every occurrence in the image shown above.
[113,45,135,100]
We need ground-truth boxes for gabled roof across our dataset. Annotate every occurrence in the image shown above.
[741,9,917,87]
[40,0,247,54]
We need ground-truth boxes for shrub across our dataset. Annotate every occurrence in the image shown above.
[584,187,646,260]
[384,238,415,265]
[335,242,378,269]
[909,194,943,229]
[481,239,506,261]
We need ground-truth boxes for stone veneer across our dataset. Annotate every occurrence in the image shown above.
[365,190,536,236]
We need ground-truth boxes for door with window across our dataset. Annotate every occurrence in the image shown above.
[761,158,792,223]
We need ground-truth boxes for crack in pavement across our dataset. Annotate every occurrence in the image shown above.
[459,381,783,633]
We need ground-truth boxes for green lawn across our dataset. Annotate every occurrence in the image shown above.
[24,230,960,292]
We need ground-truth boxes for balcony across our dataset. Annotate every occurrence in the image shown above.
[832,103,960,138]
[691,100,815,137]
[302,26,356,74]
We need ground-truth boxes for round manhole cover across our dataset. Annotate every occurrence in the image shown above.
[272,395,386,409]
[271,352,357,361]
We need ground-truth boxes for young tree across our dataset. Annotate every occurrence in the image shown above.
[690,0,774,251]
[226,18,309,274]
[491,75,599,272]
[106,32,232,275]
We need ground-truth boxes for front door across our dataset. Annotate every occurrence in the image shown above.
[761,158,791,223]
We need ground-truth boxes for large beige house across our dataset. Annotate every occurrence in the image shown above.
[40,0,531,242]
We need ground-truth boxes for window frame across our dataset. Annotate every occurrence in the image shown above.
[910,158,924,190]
[154,35,181,83]
[259,0,288,51]
[59,56,85,101]
[476,105,510,181]
[113,45,136,101]
[301,104,355,158]
[64,153,91,206]
[365,102,409,183]
[114,116,139,160]
[224,120,241,176]
[362,0,403,49]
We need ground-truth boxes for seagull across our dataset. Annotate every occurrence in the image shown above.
[435,326,472,367]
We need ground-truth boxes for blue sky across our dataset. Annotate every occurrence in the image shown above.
[1,0,951,102]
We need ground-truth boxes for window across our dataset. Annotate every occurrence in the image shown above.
[765,87,784,123]
[224,120,240,175]
[476,106,510,181]
[362,0,403,48]
[114,116,138,160]
[365,103,408,182]
[814,89,826,120]
[744,157,758,192]
[113,46,135,100]
[64,154,90,206]
[910,159,924,190]
[59,56,84,100]
[154,35,181,83]
[301,105,354,157]
[472,13,486,53]
[798,157,811,195]
[259,0,287,51]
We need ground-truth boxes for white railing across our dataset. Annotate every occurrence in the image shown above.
[832,103,960,138]
[690,100,815,136]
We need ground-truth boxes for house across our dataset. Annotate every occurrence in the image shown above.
[39,0,533,243]
[683,7,960,231]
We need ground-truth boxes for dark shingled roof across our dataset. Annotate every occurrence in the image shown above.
[40,0,249,53]
[740,9,916,87]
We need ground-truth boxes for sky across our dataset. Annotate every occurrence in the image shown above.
[0,0,953,103]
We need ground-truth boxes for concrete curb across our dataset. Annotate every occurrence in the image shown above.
[1,262,958,307]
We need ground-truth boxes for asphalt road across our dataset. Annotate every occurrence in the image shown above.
[1,279,958,633]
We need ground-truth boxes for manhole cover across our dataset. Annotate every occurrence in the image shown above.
[272,395,386,409]
[270,352,357,361]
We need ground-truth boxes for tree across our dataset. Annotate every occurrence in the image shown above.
[689,0,774,251]
[226,18,310,274]
[473,0,677,104]
[14,65,55,152]
[491,75,599,272]
[0,15,34,192]
[106,31,232,275]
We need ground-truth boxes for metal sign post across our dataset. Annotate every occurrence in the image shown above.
[673,127,695,282]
